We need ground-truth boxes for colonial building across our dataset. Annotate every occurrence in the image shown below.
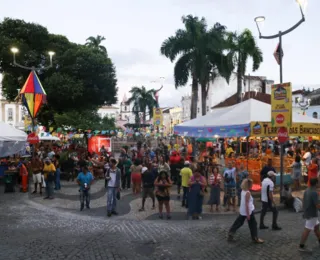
[181,74,274,121]
[97,105,119,119]
[0,75,26,129]
[293,87,320,118]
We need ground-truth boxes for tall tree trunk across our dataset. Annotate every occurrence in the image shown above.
[190,76,198,119]
[201,82,207,116]
[236,65,242,104]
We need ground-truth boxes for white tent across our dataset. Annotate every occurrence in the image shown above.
[0,122,27,157]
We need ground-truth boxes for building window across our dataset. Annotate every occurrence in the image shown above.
[206,106,209,112]
[197,108,200,113]
[313,112,318,119]
[295,97,299,104]
[124,106,127,111]
[7,108,13,121]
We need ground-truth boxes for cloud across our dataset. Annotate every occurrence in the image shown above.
[111,49,157,69]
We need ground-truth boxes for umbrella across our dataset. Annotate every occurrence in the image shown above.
[20,71,47,120]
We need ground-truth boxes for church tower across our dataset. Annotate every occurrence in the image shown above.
[119,94,131,120]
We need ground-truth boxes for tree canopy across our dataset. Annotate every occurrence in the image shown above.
[0,18,117,128]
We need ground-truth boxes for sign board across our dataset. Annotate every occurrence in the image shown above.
[250,122,320,137]
[271,82,292,127]
[277,127,289,144]
[273,43,283,65]
[88,136,112,155]
[27,132,39,144]
[153,108,163,126]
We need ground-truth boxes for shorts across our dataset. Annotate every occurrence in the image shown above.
[226,187,236,198]
[142,187,154,198]
[305,218,319,230]
[156,195,170,202]
[33,173,42,183]
[131,173,142,184]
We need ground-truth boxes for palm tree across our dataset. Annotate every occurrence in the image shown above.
[226,29,263,103]
[127,86,157,124]
[160,15,206,119]
[85,35,107,54]
[161,15,233,118]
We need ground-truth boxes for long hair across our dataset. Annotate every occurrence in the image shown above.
[157,170,169,182]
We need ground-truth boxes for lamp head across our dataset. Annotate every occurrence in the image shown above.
[296,0,307,14]
[11,47,19,54]
[254,16,265,23]
[48,51,55,57]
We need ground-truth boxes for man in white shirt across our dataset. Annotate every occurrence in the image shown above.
[303,147,312,166]
[260,171,281,230]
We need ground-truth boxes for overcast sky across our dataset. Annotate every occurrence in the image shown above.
[0,0,318,107]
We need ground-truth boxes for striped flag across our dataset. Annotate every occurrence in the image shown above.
[273,43,284,65]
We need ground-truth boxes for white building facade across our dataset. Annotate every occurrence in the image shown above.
[97,105,119,119]
[181,74,273,121]
[0,75,26,129]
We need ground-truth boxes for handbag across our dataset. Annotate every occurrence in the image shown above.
[41,175,46,188]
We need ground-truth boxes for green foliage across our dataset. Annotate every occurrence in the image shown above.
[54,110,116,130]
[127,86,157,124]
[0,18,117,126]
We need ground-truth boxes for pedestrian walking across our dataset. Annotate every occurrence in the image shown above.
[260,171,281,230]
[188,169,207,220]
[106,158,121,217]
[43,158,56,200]
[76,166,94,211]
[208,166,222,212]
[180,161,193,208]
[139,167,155,211]
[154,171,172,219]
[299,178,320,253]
[228,178,264,244]
[290,155,302,190]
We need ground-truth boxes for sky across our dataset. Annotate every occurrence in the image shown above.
[0,0,318,107]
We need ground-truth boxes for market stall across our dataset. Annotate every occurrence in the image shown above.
[174,99,320,185]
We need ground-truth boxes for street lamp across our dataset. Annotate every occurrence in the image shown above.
[11,47,55,71]
[254,0,307,200]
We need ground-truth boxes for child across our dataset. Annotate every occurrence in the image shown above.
[208,167,222,212]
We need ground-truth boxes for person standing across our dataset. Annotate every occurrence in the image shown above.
[291,155,302,190]
[236,164,249,206]
[106,158,121,217]
[299,178,320,253]
[180,161,193,208]
[53,154,61,190]
[158,155,170,177]
[139,167,155,211]
[130,159,143,194]
[122,157,132,190]
[76,166,94,211]
[260,171,281,230]
[43,158,56,200]
[260,158,276,182]
[31,154,43,195]
[188,169,207,220]
[307,158,318,187]
[223,162,237,212]
[208,166,222,212]
[154,171,172,219]
[228,179,264,244]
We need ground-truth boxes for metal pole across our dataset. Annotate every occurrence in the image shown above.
[279,32,284,201]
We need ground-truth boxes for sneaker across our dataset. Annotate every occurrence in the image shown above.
[253,238,264,244]
[260,225,269,230]
[139,208,145,212]
[111,211,118,215]
[272,226,282,231]
[227,234,235,242]
[298,246,312,253]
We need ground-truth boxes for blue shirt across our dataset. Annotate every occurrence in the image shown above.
[77,172,94,190]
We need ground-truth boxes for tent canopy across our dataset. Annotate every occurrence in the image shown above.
[174,99,320,137]
[0,122,27,157]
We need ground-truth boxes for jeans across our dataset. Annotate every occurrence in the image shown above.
[229,213,258,240]
[55,168,61,190]
[182,186,189,207]
[107,187,117,212]
[122,173,131,189]
[45,180,54,198]
[260,201,278,227]
[80,190,90,207]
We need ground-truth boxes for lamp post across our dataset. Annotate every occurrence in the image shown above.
[254,0,307,199]
[11,47,55,71]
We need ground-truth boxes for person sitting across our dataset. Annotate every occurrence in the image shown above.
[281,184,294,210]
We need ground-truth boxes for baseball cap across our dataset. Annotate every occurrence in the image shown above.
[184,161,190,165]
[141,167,148,174]
[267,171,276,177]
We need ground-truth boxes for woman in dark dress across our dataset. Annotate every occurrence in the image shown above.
[208,166,222,212]
[188,169,207,219]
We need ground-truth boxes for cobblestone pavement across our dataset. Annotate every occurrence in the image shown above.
[1,184,320,260]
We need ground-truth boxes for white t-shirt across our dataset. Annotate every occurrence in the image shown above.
[223,168,236,179]
[303,152,312,166]
[108,169,117,188]
[240,190,255,216]
[261,177,274,202]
